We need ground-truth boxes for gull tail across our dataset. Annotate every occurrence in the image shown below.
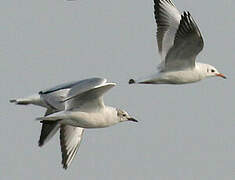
[129,78,151,84]
[129,73,161,85]
[128,79,136,84]
[9,94,41,105]
[9,98,32,105]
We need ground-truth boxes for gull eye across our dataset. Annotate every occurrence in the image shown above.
[123,114,126,117]
[211,69,215,73]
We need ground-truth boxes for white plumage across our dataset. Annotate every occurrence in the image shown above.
[129,0,226,85]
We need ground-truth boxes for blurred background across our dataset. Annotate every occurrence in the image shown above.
[1,0,234,179]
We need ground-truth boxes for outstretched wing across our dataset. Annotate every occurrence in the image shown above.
[165,11,204,70]
[154,0,181,61]
[64,78,116,111]
[38,122,60,147]
[154,0,204,71]
[37,79,101,146]
[39,81,78,110]
[39,80,82,94]
[38,109,60,147]
[60,125,84,169]
[39,78,104,110]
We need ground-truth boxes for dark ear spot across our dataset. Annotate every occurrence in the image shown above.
[207,68,209,72]
[117,109,121,116]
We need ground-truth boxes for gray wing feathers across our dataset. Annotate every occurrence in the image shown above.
[39,78,104,98]
[36,78,110,169]
[65,78,107,102]
[60,125,84,169]
[38,122,60,147]
[40,78,105,110]
[154,0,180,55]
[174,11,204,57]
[165,11,204,70]
[41,89,69,111]
[38,109,61,147]
[39,80,80,94]
[44,108,59,116]
[65,82,115,111]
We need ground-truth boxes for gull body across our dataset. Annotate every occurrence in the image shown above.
[138,63,218,84]
[44,106,123,128]
[129,0,226,85]
[17,78,137,169]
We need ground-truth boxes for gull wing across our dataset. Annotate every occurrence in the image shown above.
[39,78,104,110]
[39,81,79,110]
[40,90,69,111]
[64,79,116,111]
[63,78,107,102]
[37,80,90,146]
[37,89,71,147]
[39,80,82,94]
[38,122,60,147]
[37,78,104,146]
[164,11,204,70]
[38,109,61,147]
[154,0,181,61]
[60,125,84,169]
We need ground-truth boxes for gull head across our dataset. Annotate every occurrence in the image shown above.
[203,64,226,79]
[116,109,138,123]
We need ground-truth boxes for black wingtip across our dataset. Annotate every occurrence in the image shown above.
[38,140,43,147]
[128,79,135,84]
[62,163,68,170]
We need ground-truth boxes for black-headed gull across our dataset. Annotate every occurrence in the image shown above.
[11,78,137,169]
[129,0,226,85]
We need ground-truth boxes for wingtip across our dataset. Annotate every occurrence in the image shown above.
[61,160,68,170]
[63,164,68,170]
[38,141,43,147]
[128,79,135,84]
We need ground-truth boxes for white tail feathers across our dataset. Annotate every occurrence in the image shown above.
[9,98,31,105]
[9,94,44,107]
[128,79,136,84]
[9,99,16,103]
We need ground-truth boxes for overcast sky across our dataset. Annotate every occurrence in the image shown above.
[1,0,235,179]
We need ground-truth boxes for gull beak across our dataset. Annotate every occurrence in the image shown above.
[128,117,138,122]
[216,73,226,79]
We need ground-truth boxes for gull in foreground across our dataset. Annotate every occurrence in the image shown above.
[12,78,137,169]
[36,78,137,169]
[129,0,226,85]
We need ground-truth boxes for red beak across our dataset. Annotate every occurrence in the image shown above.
[216,73,226,79]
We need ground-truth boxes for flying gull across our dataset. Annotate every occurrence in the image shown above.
[129,0,226,85]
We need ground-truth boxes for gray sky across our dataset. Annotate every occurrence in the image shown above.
[1,0,235,179]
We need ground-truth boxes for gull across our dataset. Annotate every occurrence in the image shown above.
[129,0,226,85]
[33,78,137,169]
[10,78,137,169]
